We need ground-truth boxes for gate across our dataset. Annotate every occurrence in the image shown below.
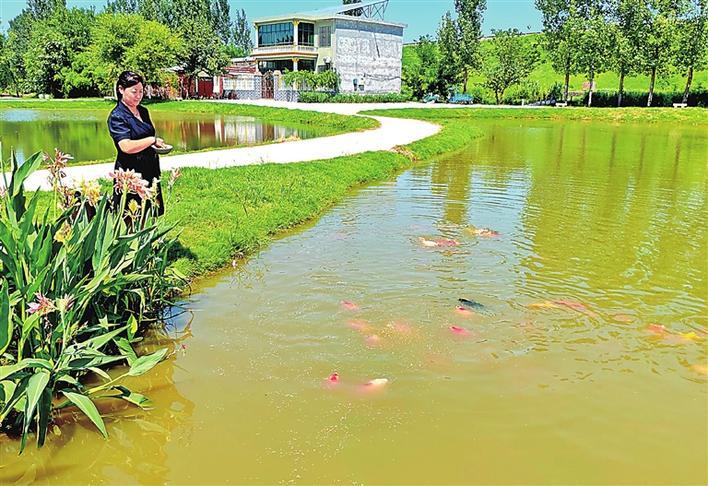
[262,71,274,99]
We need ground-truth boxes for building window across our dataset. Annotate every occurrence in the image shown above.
[259,60,294,73]
[299,59,316,72]
[298,22,315,46]
[258,23,294,47]
[318,26,331,48]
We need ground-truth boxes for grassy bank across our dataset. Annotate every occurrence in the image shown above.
[162,114,478,278]
[364,106,708,125]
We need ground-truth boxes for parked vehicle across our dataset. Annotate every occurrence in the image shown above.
[447,90,473,104]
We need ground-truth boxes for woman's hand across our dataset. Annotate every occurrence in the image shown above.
[154,137,165,148]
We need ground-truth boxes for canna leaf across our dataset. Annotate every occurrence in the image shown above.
[128,348,168,377]
[61,391,108,439]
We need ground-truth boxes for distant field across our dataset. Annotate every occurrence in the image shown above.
[403,33,707,96]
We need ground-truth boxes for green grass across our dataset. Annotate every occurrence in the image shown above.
[364,106,708,124]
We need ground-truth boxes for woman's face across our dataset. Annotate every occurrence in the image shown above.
[120,82,144,107]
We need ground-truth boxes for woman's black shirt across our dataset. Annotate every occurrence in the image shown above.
[107,102,160,183]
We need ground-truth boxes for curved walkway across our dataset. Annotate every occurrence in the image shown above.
[20,101,446,192]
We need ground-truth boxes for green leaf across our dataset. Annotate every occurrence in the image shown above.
[0,380,17,404]
[114,337,138,365]
[128,348,168,377]
[0,358,52,381]
[127,315,138,340]
[21,370,50,452]
[0,281,12,355]
[61,391,108,439]
[112,385,153,410]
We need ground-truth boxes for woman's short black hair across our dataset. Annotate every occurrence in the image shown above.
[115,71,145,102]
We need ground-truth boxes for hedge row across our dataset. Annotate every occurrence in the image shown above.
[298,91,413,103]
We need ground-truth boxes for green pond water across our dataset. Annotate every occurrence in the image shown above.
[1,118,706,484]
[0,108,313,164]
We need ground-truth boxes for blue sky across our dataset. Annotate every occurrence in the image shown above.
[0,0,542,41]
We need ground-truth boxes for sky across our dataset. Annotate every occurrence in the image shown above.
[0,0,542,42]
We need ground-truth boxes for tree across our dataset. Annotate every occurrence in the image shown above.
[576,2,612,106]
[454,0,486,93]
[211,0,232,44]
[402,35,447,98]
[85,13,184,94]
[482,29,539,103]
[232,8,253,54]
[536,0,583,102]
[639,0,680,106]
[26,0,65,19]
[675,0,707,104]
[179,16,230,96]
[610,0,647,106]
[2,12,35,96]
[23,8,95,96]
[104,0,139,14]
[437,11,463,93]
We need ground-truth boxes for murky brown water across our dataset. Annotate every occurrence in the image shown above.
[2,119,706,484]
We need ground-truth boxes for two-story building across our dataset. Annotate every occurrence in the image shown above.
[251,0,405,94]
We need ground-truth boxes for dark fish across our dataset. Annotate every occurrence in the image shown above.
[458,298,491,315]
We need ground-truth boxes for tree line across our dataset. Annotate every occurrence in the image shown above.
[0,0,254,98]
[404,0,707,106]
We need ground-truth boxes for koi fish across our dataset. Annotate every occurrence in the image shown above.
[458,298,491,315]
[455,305,474,316]
[327,372,339,383]
[449,325,471,336]
[365,334,382,346]
[465,226,500,237]
[341,300,360,311]
[646,323,668,335]
[551,299,598,318]
[364,378,389,387]
[418,237,460,248]
[528,301,562,310]
[612,313,634,323]
[347,319,371,333]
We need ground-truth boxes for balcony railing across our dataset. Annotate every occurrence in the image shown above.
[252,44,318,56]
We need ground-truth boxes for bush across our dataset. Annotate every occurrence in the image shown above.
[298,91,412,103]
[582,89,708,107]
[0,150,184,452]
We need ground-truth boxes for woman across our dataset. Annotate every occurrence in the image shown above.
[107,71,166,216]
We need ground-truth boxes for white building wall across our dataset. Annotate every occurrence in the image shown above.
[333,19,403,93]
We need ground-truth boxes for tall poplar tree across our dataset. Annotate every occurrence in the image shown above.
[454,0,486,93]
[676,0,707,104]
[610,0,647,106]
[536,0,583,102]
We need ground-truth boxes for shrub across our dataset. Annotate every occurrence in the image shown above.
[298,92,412,103]
[0,150,184,452]
[582,89,708,107]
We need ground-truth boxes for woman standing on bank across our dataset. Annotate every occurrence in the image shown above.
[107,71,167,215]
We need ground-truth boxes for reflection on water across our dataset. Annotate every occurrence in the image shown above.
[0,109,313,164]
[1,119,706,484]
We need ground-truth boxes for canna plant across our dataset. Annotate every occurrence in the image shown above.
[0,149,184,452]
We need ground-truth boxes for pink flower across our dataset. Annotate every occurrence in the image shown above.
[27,293,56,316]
[109,169,153,201]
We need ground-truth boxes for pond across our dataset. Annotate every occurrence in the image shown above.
[0,108,314,164]
[2,118,706,484]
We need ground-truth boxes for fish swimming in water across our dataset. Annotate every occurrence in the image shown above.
[449,325,471,336]
[458,298,491,315]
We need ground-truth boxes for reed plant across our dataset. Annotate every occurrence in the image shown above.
[0,149,184,452]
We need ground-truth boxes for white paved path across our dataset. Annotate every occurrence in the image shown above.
[18,100,452,191]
